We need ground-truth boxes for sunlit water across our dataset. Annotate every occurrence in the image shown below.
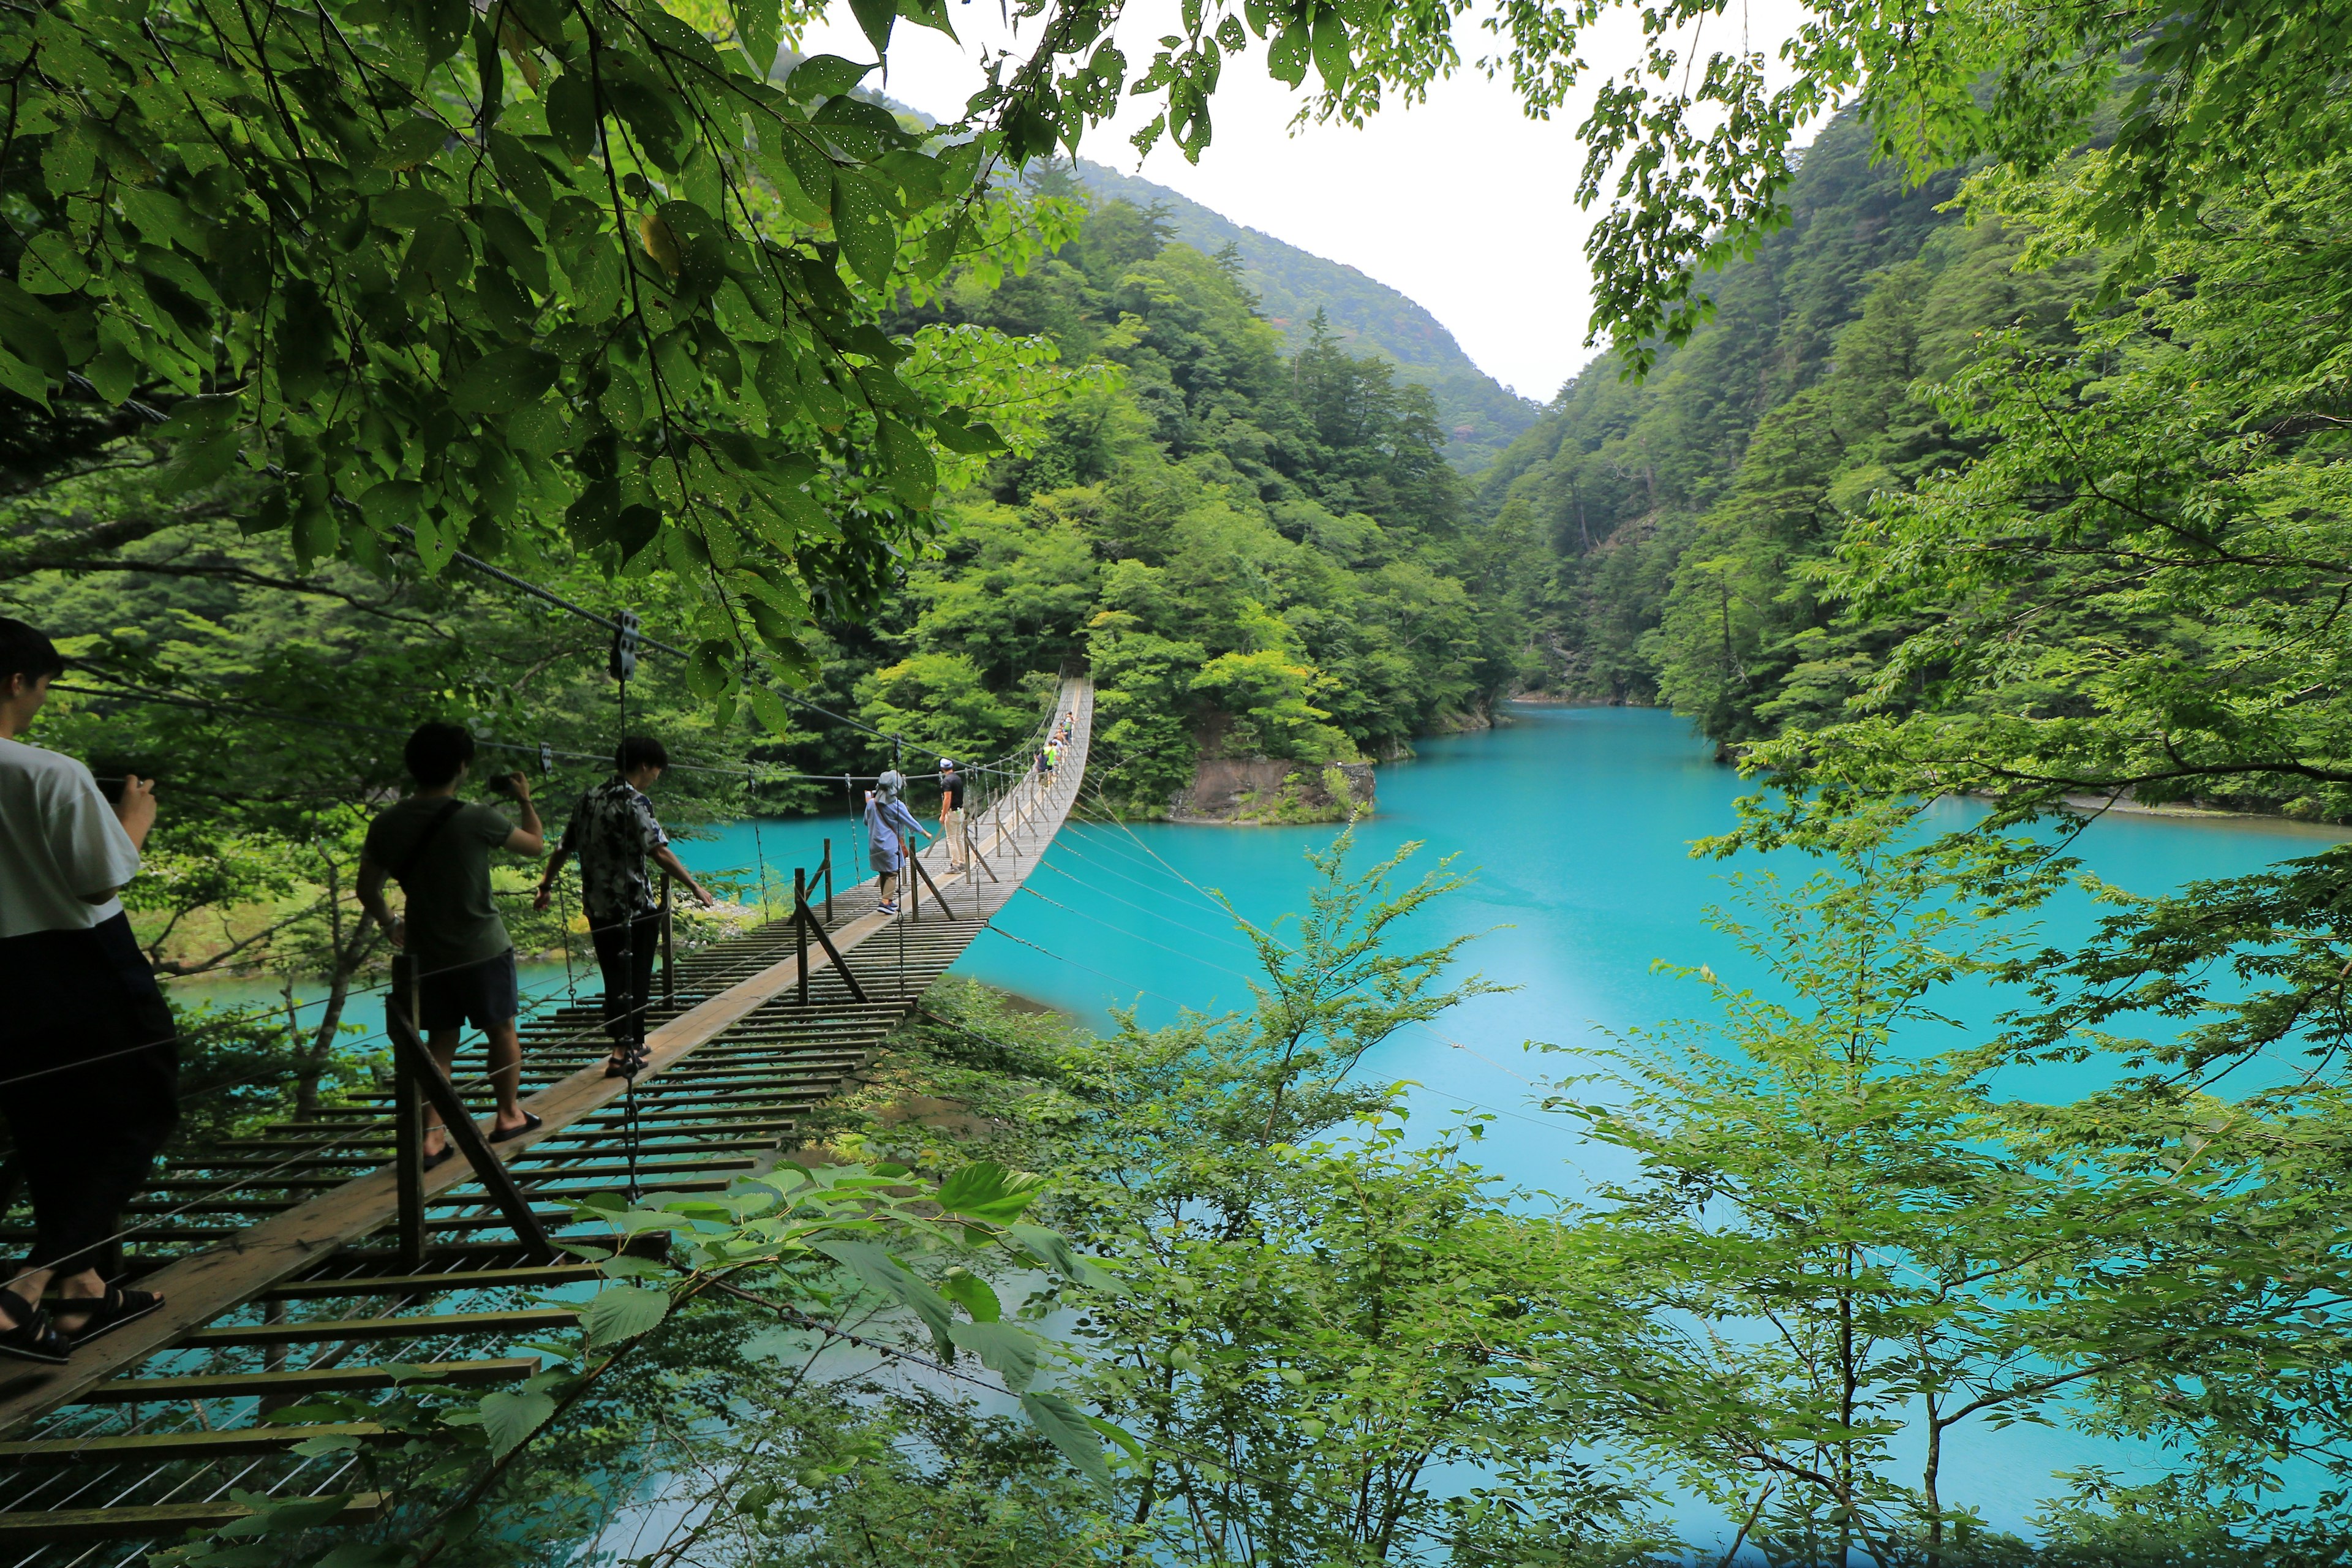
[168,705,2350,1543]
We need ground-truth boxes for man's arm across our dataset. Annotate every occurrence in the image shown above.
[499,774,545,855]
[113,775,157,851]
[650,844,716,907]
[532,846,571,911]
[356,853,402,949]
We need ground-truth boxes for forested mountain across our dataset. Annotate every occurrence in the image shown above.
[1476,110,1978,715]
[874,194,1511,811]
[1069,161,1540,469]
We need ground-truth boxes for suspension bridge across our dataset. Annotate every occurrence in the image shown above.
[0,679,1094,1558]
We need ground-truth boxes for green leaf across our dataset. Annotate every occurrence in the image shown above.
[938,1265,1001,1322]
[581,1283,669,1347]
[488,131,556,219]
[544,71,599,160]
[478,1388,559,1458]
[788,55,876,99]
[846,0,894,62]
[377,116,452,170]
[0,348,50,409]
[1020,1390,1115,1498]
[872,415,935,505]
[931,410,1004,454]
[734,0,783,74]
[449,346,559,414]
[813,1239,954,1340]
[361,480,425,535]
[746,684,796,735]
[830,168,897,286]
[948,1319,1041,1393]
[1309,4,1349,88]
[1267,17,1309,85]
[935,1161,1046,1223]
[688,637,731,700]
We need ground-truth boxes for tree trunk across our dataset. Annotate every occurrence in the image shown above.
[294,858,375,1119]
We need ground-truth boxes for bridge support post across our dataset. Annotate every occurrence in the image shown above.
[795,887,867,1005]
[794,868,810,1008]
[385,956,556,1262]
[821,839,833,922]
[391,958,426,1270]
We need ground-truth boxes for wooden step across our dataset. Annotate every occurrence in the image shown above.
[0,1422,394,1464]
[0,1491,383,1541]
[262,1264,608,1300]
[184,1308,579,1348]
[77,1358,538,1403]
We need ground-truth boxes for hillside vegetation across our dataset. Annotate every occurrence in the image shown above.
[881,192,1512,811]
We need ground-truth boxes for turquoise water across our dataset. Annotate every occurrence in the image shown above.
[676,704,2352,1538]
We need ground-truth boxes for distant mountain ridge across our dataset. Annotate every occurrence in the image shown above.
[1072,161,1539,470]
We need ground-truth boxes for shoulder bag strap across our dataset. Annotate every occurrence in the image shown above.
[391,798,467,886]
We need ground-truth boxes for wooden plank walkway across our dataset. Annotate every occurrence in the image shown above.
[0,680,1093,1560]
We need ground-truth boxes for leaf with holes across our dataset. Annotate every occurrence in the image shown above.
[830,168,897,286]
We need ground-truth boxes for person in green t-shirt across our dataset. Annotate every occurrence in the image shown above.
[358,722,545,1164]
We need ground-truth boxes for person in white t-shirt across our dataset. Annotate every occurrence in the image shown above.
[0,618,178,1363]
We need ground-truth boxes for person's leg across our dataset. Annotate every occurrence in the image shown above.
[421,1024,463,1155]
[483,1020,525,1126]
[43,993,178,1334]
[475,950,527,1130]
[589,913,631,1058]
[627,912,660,1038]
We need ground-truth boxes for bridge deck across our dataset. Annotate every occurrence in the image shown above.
[0,681,1093,1559]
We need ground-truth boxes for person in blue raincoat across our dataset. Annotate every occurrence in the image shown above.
[862,770,930,916]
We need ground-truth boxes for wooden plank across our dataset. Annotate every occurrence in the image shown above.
[78,1357,538,1403]
[0,1492,383,1542]
[184,1308,580,1348]
[262,1264,606,1300]
[0,1422,394,1464]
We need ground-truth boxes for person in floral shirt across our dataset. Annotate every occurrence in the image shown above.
[535,736,712,1076]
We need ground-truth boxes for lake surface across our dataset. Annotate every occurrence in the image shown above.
[676,704,2351,1540]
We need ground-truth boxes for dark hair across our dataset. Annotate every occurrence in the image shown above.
[616,736,669,773]
[404,722,476,787]
[0,617,65,690]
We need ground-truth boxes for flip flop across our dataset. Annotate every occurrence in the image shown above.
[422,1143,457,1171]
[51,1284,163,1347]
[489,1111,544,1144]
[0,1287,67,1365]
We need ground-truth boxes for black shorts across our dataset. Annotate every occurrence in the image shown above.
[418,948,519,1031]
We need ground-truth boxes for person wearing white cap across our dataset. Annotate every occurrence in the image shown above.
[936,759,965,873]
[862,771,930,916]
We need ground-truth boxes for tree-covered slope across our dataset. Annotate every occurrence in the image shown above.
[1071,161,1540,470]
[1473,110,1974,706]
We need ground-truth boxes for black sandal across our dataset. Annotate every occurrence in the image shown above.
[51,1284,162,1347]
[422,1142,457,1171]
[489,1111,544,1144]
[603,1046,650,1080]
[0,1287,69,1365]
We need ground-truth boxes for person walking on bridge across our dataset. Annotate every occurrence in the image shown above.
[863,770,929,917]
[0,618,176,1362]
[358,723,545,1166]
[936,759,965,873]
[535,736,714,1077]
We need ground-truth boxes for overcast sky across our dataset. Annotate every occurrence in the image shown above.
[799,0,1811,402]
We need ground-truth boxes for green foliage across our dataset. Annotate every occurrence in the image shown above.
[889,197,1508,810]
